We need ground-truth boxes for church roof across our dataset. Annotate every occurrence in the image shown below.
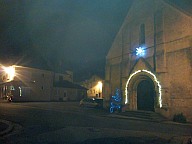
[165,0,192,16]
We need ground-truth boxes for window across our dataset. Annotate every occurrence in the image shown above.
[139,24,145,46]
[64,92,67,97]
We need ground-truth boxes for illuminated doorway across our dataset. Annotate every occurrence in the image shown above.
[137,80,155,111]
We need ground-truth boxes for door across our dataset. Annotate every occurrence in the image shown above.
[137,80,155,111]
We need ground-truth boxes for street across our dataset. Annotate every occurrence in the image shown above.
[0,102,191,144]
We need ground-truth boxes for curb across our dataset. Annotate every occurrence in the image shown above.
[162,121,192,126]
[105,114,166,123]
[0,120,14,136]
[106,114,192,126]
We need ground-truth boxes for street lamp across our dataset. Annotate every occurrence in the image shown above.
[2,65,15,82]
[98,81,102,98]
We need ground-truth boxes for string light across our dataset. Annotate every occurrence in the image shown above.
[142,70,162,108]
[136,47,145,56]
[110,88,122,113]
[125,70,141,104]
[125,69,162,108]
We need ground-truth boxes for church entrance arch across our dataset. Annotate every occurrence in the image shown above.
[125,70,162,111]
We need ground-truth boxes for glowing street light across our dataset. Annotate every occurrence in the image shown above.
[97,81,102,98]
[2,65,15,81]
[98,81,102,90]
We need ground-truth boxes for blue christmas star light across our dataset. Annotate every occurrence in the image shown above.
[136,47,145,56]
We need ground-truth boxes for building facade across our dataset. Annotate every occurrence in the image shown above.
[80,75,104,98]
[104,0,192,122]
[53,80,87,101]
[0,65,86,101]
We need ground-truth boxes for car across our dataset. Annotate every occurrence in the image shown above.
[79,98,99,108]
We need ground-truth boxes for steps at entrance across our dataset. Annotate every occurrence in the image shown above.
[117,111,167,122]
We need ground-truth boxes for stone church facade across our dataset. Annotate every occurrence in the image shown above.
[104,0,192,121]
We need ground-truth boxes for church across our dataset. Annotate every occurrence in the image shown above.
[104,0,192,122]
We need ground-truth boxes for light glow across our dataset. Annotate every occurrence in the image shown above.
[98,81,102,91]
[3,66,15,81]
[125,70,141,104]
[96,81,103,97]
[19,86,22,96]
[110,88,122,113]
[125,69,162,108]
[136,47,145,56]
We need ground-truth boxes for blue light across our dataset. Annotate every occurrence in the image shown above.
[136,47,145,56]
[110,88,122,113]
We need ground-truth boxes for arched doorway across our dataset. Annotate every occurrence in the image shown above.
[137,80,155,111]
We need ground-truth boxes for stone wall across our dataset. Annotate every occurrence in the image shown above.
[105,0,192,121]
[167,47,192,121]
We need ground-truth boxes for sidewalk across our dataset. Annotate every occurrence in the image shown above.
[107,112,192,144]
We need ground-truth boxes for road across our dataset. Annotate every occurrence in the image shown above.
[0,102,191,143]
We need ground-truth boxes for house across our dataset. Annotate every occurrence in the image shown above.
[53,80,87,101]
[80,75,104,98]
[0,65,85,101]
[104,0,192,122]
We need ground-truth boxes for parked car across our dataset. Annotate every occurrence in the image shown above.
[79,98,100,108]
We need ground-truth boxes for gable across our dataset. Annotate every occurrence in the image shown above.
[165,0,192,16]
[123,0,192,25]
[106,0,192,62]
[106,32,122,60]
[129,57,154,75]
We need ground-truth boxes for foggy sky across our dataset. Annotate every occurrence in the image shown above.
[0,0,132,81]
[0,0,191,81]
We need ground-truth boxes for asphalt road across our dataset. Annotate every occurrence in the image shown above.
[0,102,191,144]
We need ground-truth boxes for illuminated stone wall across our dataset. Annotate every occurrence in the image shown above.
[13,66,54,101]
[0,65,76,102]
[105,0,192,121]
[80,75,104,98]
[166,48,192,121]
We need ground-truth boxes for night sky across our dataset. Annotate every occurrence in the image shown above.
[0,0,132,81]
[0,0,191,82]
